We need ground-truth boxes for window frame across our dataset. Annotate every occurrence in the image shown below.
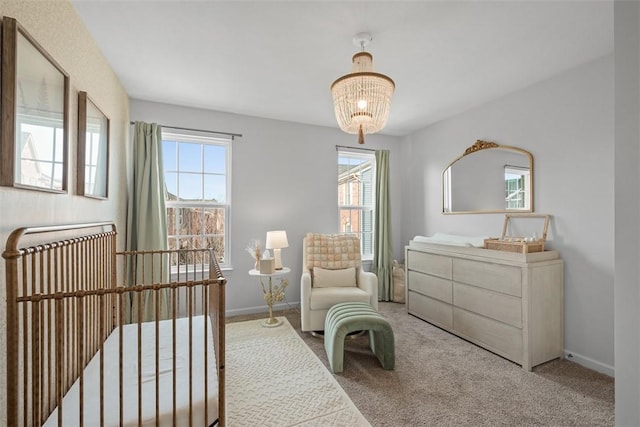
[162,130,232,269]
[337,149,376,260]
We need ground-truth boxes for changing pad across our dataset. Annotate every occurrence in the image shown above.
[413,233,488,248]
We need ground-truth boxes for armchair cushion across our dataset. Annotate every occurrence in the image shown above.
[309,287,371,310]
[313,267,356,288]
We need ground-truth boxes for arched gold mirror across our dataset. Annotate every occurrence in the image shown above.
[442,140,533,214]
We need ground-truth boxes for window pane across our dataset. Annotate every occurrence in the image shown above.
[205,235,225,262]
[178,143,202,173]
[176,207,202,236]
[167,207,177,235]
[163,140,177,171]
[165,172,177,200]
[204,144,226,174]
[177,236,204,250]
[340,208,360,233]
[52,163,64,186]
[362,210,373,256]
[203,207,225,234]
[361,231,373,257]
[54,128,64,162]
[22,124,54,161]
[178,172,203,201]
[204,175,226,203]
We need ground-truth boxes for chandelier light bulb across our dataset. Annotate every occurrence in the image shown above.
[357,99,368,110]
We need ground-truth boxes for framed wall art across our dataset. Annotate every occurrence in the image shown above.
[1,16,70,192]
[77,91,109,199]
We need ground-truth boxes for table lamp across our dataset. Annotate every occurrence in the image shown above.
[266,230,288,270]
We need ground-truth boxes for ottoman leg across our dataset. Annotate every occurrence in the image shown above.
[325,329,346,373]
[369,326,395,370]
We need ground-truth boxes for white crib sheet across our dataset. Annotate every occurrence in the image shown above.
[43,315,218,427]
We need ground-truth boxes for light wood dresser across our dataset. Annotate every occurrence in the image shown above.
[405,240,563,370]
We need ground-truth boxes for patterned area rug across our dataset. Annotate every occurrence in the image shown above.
[226,317,370,426]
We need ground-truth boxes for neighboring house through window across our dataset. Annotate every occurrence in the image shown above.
[162,131,231,267]
[338,149,375,260]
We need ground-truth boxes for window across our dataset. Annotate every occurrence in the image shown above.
[338,150,375,259]
[504,165,531,210]
[162,131,231,267]
[17,120,65,190]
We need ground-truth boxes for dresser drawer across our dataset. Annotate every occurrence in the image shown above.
[453,282,522,328]
[452,258,521,297]
[408,291,453,329]
[408,270,452,303]
[453,308,522,363]
[407,250,452,279]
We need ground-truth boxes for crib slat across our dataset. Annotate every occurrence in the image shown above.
[56,296,64,427]
[138,282,144,427]
[203,280,209,427]
[172,283,178,427]
[155,266,161,427]
[119,291,125,427]
[46,248,53,418]
[99,282,105,427]
[188,282,194,427]
[33,298,41,426]
[78,295,84,427]
[22,255,29,427]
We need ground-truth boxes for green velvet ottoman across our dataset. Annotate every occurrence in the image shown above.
[324,302,395,374]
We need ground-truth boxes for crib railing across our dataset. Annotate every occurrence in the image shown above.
[3,223,226,427]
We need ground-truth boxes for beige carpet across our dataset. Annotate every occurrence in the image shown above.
[226,317,370,426]
[229,303,614,427]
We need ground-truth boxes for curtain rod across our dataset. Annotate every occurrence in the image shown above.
[130,121,242,139]
[335,144,376,152]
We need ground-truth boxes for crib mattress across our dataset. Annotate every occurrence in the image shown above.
[43,315,218,427]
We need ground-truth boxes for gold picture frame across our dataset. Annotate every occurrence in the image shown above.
[1,16,70,192]
[77,91,110,199]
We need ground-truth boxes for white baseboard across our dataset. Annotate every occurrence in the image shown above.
[564,349,614,377]
[226,301,300,318]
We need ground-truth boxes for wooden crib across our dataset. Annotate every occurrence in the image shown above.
[3,222,226,427]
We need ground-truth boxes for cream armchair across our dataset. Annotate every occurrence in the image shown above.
[300,233,378,332]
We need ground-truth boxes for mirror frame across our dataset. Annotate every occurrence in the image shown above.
[442,140,534,214]
[0,16,70,192]
[77,91,110,199]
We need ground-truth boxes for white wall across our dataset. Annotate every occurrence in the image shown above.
[0,1,130,425]
[400,55,614,375]
[130,100,403,315]
[614,1,640,424]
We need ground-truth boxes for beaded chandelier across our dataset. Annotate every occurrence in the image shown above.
[331,33,395,144]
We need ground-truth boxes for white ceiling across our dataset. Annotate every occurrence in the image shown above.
[71,1,613,136]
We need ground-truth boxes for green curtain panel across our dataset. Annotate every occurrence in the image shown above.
[126,121,169,321]
[373,149,393,301]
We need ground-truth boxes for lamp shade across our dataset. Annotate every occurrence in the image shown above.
[331,51,395,144]
[265,230,289,250]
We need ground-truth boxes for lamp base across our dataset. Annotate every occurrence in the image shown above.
[262,317,283,328]
[273,248,283,270]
